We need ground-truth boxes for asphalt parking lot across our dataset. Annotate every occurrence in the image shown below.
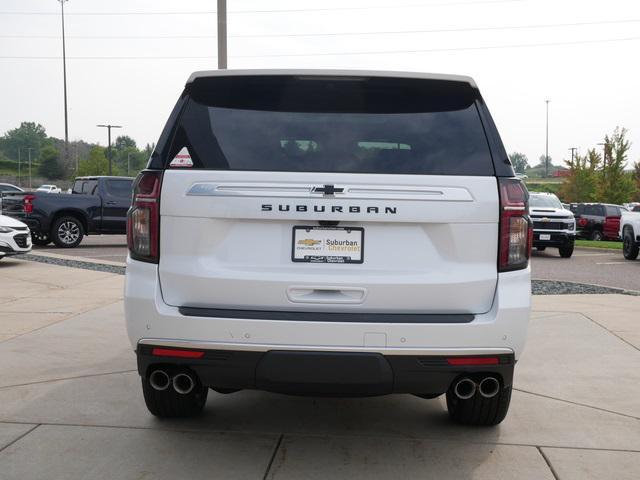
[0,258,638,479]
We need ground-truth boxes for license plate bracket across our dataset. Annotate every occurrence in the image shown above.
[292,226,364,264]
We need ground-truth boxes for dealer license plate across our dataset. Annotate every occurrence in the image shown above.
[292,226,364,264]
[539,234,551,241]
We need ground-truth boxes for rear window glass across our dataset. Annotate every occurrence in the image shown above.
[105,179,133,198]
[72,180,98,195]
[168,76,494,176]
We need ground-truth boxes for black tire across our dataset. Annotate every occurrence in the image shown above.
[142,377,208,418]
[31,231,52,246]
[590,230,604,241]
[446,383,512,426]
[623,228,639,260]
[536,247,546,252]
[51,216,84,248]
[559,240,574,258]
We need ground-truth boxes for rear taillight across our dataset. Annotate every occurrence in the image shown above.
[127,170,162,263]
[23,194,35,214]
[498,178,532,272]
[578,217,588,227]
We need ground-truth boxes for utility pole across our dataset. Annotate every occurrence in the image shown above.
[27,148,33,189]
[217,0,227,69]
[97,124,122,175]
[545,99,550,177]
[17,148,21,187]
[58,0,69,167]
[127,152,131,176]
[569,147,577,163]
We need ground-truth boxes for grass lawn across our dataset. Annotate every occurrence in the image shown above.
[575,240,622,250]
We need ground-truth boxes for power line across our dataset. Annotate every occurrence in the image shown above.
[1,35,640,60]
[2,18,639,40]
[0,0,523,16]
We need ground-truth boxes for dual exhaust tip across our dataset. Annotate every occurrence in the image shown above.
[453,376,500,400]
[149,369,196,395]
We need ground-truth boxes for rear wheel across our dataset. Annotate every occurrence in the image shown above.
[142,377,208,418]
[51,216,84,248]
[623,228,639,260]
[559,240,574,258]
[446,383,512,426]
[590,230,604,241]
[31,231,51,246]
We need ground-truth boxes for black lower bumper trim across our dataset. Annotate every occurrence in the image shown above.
[533,232,575,248]
[137,345,514,397]
[178,307,474,324]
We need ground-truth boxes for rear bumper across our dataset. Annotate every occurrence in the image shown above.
[137,343,515,396]
[533,231,575,247]
[126,260,531,361]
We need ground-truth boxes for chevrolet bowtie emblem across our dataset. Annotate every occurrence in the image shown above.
[312,185,344,195]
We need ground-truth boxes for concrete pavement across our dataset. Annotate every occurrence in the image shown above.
[0,258,638,479]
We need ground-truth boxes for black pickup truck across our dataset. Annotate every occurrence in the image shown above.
[0,176,133,247]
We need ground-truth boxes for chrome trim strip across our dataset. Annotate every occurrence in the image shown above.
[138,338,513,356]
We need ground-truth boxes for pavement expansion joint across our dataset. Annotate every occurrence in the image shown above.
[262,434,284,480]
[513,388,640,421]
[0,424,40,455]
[0,369,137,391]
[537,446,561,480]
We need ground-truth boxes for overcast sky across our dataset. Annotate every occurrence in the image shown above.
[1,0,639,167]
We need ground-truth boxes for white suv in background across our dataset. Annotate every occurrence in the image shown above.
[125,70,532,426]
[529,192,576,258]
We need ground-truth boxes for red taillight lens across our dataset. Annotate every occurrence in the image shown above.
[23,194,35,214]
[127,170,162,263]
[498,178,531,272]
[578,217,588,227]
[151,348,205,359]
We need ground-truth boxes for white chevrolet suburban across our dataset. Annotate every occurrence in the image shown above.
[125,70,532,426]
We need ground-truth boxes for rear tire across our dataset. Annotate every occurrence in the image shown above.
[623,228,639,260]
[142,377,208,418]
[536,247,546,252]
[51,216,84,248]
[559,241,574,258]
[590,230,604,241]
[446,383,512,426]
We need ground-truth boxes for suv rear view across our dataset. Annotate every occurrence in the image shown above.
[125,70,532,426]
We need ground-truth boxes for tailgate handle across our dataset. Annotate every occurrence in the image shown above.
[287,286,367,304]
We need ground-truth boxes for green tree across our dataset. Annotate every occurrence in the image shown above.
[597,127,636,204]
[633,161,640,201]
[37,145,64,179]
[0,122,48,160]
[508,152,529,173]
[114,135,137,151]
[559,149,600,202]
[78,146,109,176]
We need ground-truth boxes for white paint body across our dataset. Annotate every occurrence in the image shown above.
[125,170,531,359]
[0,214,32,258]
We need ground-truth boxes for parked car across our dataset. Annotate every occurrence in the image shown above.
[0,183,24,211]
[0,214,32,260]
[620,209,640,260]
[36,184,62,194]
[570,203,624,241]
[125,69,532,426]
[0,176,133,248]
[529,192,575,257]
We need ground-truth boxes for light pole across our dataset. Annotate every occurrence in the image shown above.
[27,148,33,189]
[58,0,69,168]
[127,152,131,176]
[545,99,550,177]
[569,147,577,163]
[97,124,122,175]
[17,148,21,186]
[217,0,227,69]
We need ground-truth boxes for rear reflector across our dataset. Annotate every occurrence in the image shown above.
[151,348,205,359]
[447,357,499,366]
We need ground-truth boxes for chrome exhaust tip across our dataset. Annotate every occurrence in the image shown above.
[478,377,500,398]
[149,370,170,391]
[453,378,477,400]
[172,372,195,395]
